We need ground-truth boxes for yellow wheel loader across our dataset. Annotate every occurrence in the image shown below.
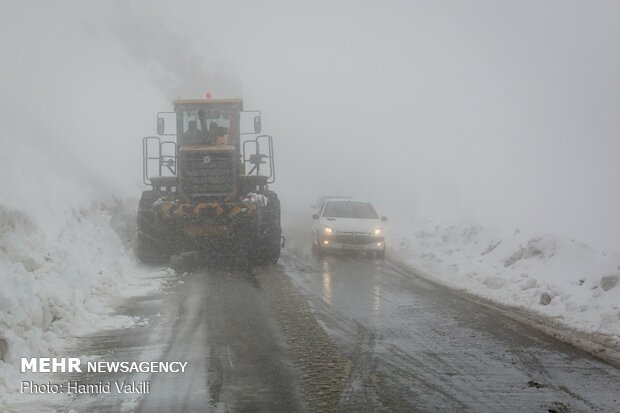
[136,97,282,267]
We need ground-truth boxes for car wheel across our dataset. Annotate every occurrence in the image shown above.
[312,236,320,255]
[316,241,325,256]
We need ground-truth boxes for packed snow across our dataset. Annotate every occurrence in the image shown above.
[389,217,620,345]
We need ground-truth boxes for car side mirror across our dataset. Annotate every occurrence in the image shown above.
[312,214,319,219]
[381,216,388,222]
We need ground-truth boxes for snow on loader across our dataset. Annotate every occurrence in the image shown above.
[136,97,282,267]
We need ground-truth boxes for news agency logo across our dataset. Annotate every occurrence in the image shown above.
[19,358,188,395]
[20,357,188,373]
[21,357,81,373]
[202,156,211,165]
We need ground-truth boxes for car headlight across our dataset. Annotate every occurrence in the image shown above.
[323,227,333,234]
[373,228,382,236]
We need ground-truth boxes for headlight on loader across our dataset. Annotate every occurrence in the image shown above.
[373,228,382,236]
[323,227,333,234]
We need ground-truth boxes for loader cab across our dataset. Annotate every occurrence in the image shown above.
[174,99,244,148]
[145,97,274,200]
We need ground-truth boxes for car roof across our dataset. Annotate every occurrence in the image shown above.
[318,195,353,201]
[324,198,372,205]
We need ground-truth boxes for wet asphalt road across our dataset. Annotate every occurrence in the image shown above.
[51,232,620,412]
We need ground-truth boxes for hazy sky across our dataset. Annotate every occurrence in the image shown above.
[2,1,619,251]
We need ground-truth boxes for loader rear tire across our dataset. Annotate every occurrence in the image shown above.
[252,191,282,265]
[135,230,168,264]
[135,190,170,264]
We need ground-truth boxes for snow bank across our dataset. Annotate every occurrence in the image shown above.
[0,4,171,405]
[0,139,166,404]
[390,218,620,342]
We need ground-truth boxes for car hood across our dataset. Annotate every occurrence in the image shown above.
[320,217,382,233]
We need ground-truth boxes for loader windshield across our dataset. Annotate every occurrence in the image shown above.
[177,108,235,146]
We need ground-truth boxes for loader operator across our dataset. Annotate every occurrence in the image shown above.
[181,110,229,146]
[182,120,203,146]
[208,121,229,145]
[181,109,210,146]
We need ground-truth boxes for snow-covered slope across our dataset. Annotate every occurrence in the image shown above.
[0,4,172,404]
[0,139,167,405]
[390,218,620,344]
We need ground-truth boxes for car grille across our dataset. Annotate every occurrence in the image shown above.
[332,234,379,245]
[181,151,235,196]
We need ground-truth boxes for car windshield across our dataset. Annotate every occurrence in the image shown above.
[322,201,378,219]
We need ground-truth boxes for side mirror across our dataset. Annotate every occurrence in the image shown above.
[312,214,319,219]
[381,216,388,222]
[156,112,176,136]
[241,110,262,135]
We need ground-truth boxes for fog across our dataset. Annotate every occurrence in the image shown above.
[2,1,619,251]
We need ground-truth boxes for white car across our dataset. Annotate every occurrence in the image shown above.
[312,199,387,257]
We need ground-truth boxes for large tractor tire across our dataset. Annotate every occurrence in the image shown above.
[252,191,282,265]
[135,229,166,264]
[135,191,170,264]
[234,219,258,271]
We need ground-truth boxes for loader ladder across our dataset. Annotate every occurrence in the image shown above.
[142,136,177,185]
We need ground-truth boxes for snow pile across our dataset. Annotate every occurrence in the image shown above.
[390,219,620,340]
[0,4,170,400]
[0,0,168,365]
[0,3,225,409]
[0,139,165,401]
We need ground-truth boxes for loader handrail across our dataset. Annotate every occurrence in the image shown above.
[143,136,177,185]
[243,134,275,184]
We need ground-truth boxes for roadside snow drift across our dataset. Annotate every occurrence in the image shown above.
[0,4,170,403]
[391,219,620,343]
[0,4,231,409]
[0,139,165,404]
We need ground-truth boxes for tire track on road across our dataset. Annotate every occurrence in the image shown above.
[259,266,351,413]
